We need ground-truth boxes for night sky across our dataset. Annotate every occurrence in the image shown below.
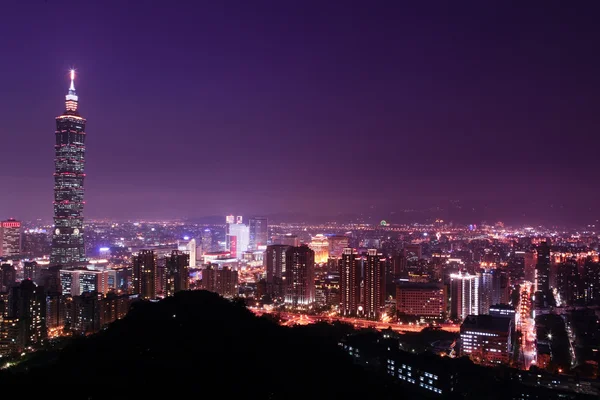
[1,1,599,225]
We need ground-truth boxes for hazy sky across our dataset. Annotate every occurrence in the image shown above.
[0,1,599,224]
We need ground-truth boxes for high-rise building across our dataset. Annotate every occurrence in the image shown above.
[9,280,46,346]
[364,249,385,320]
[248,217,268,250]
[46,291,65,331]
[583,261,600,304]
[228,223,249,259]
[50,70,87,268]
[216,266,238,298]
[201,228,213,254]
[165,250,189,296]
[479,270,494,315]
[265,244,290,297]
[450,272,480,320]
[1,264,16,292]
[71,292,101,334]
[202,264,217,293]
[340,248,361,317]
[535,241,551,294]
[0,219,21,257]
[396,283,446,319]
[459,315,512,366]
[177,238,196,268]
[284,245,315,308]
[23,261,39,282]
[22,229,51,258]
[203,264,239,298]
[59,269,114,296]
[524,250,536,283]
[132,250,157,300]
[479,269,510,315]
[556,263,582,306]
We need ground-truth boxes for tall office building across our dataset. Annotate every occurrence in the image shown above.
[50,70,87,268]
[228,223,249,259]
[248,217,268,250]
[535,241,551,294]
[284,246,315,308]
[265,244,290,296]
[216,266,239,298]
[0,219,21,257]
[396,283,446,319]
[524,250,536,283]
[201,229,212,254]
[165,250,189,296]
[364,249,385,320]
[132,250,157,300]
[59,269,114,296]
[9,280,46,346]
[340,248,361,317]
[450,272,480,320]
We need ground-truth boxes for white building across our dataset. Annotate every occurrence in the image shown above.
[450,272,480,320]
[228,223,249,259]
[178,238,197,268]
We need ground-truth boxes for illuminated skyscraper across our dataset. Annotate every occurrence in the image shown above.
[50,70,87,268]
[265,244,290,296]
[450,272,480,320]
[0,219,21,257]
[284,245,315,308]
[248,217,268,250]
[228,223,249,259]
[165,250,189,296]
[535,241,551,294]
[340,248,361,317]
[364,249,385,320]
[132,250,157,300]
[9,280,46,346]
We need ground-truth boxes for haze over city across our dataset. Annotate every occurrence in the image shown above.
[0,1,599,225]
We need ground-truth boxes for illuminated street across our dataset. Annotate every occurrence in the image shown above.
[250,308,460,333]
[517,282,536,369]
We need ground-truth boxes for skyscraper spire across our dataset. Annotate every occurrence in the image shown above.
[69,69,76,92]
[65,69,78,113]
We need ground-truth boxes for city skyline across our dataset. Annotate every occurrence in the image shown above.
[1,1,600,225]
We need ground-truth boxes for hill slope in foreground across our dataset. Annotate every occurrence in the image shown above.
[0,291,405,399]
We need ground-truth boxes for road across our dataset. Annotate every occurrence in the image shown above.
[250,308,460,333]
[517,281,536,369]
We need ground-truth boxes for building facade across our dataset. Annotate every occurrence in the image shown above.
[132,250,157,300]
[0,219,21,257]
[248,216,268,250]
[396,283,446,319]
[265,244,290,297]
[284,246,315,308]
[340,248,361,317]
[364,249,385,320]
[450,272,480,320]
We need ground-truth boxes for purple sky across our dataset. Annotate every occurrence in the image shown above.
[0,1,599,224]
